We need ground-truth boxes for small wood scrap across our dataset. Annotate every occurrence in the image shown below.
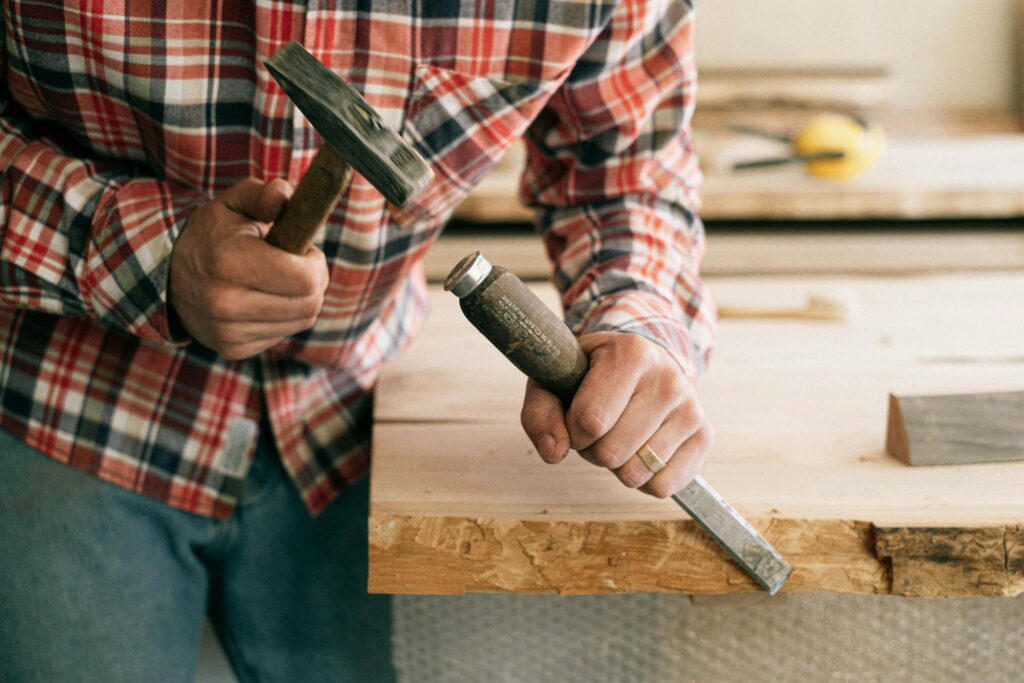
[716,292,854,322]
[886,391,1024,466]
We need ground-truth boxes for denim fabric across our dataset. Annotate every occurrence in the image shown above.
[0,425,395,683]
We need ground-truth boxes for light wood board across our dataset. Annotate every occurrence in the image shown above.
[424,229,1024,282]
[370,273,1024,597]
[453,135,1024,222]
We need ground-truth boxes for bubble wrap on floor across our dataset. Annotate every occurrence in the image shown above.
[393,593,1024,682]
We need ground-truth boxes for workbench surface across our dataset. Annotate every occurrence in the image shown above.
[369,273,1024,597]
[454,135,1024,222]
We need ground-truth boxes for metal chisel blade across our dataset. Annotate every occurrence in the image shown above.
[673,475,791,595]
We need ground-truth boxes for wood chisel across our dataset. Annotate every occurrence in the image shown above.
[445,251,792,595]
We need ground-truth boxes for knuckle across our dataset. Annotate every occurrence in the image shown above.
[679,400,705,431]
[217,345,246,361]
[590,442,628,469]
[617,464,649,489]
[623,333,654,360]
[318,261,331,292]
[208,296,237,321]
[622,333,647,356]
[298,269,321,296]
[214,326,244,346]
[657,371,687,401]
[209,251,240,283]
[519,405,541,437]
[694,423,714,450]
[300,296,322,320]
[572,409,609,442]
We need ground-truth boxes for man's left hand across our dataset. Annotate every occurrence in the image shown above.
[520,331,712,498]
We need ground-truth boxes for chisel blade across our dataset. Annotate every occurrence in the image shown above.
[673,475,791,595]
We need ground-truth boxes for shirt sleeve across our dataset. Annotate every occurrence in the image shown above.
[0,34,207,345]
[520,0,715,379]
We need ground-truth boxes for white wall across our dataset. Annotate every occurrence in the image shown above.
[696,0,1019,110]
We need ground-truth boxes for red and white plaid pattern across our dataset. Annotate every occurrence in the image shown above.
[0,0,714,518]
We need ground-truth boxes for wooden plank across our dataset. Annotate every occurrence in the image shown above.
[1018,0,1024,128]
[886,391,1024,466]
[702,136,1024,219]
[452,135,1024,221]
[423,229,1024,282]
[696,67,892,110]
[370,274,1024,596]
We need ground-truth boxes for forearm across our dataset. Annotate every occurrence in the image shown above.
[536,194,715,379]
[0,104,207,343]
[521,0,714,377]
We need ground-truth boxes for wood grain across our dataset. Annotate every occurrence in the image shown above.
[876,526,1024,598]
[696,67,892,111]
[452,135,1024,222]
[423,230,1024,282]
[370,275,1024,597]
[886,391,1024,466]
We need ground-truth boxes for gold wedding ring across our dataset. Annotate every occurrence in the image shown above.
[635,443,666,473]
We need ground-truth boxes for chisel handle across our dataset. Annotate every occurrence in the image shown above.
[445,251,792,595]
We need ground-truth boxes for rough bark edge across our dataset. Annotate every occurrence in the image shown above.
[875,525,1024,597]
[370,515,1024,598]
[369,515,884,596]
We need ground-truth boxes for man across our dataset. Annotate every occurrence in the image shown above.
[0,1,715,680]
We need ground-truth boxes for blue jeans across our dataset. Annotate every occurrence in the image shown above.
[0,424,395,682]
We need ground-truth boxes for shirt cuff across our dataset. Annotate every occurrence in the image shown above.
[83,178,208,347]
[566,289,705,380]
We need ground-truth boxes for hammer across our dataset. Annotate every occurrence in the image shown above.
[262,41,433,254]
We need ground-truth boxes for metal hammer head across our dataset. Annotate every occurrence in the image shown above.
[265,41,433,207]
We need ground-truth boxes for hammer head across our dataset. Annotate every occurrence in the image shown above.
[265,41,433,207]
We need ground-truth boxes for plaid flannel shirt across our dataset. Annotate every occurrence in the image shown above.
[0,0,714,518]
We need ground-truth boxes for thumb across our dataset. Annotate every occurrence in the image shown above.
[520,379,571,464]
[253,178,294,224]
[220,177,294,223]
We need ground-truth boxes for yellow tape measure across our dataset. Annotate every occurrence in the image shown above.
[733,113,886,180]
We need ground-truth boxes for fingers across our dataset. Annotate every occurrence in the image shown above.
[221,177,294,223]
[612,401,704,490]
[520,379,571,464]
[206,288,324,324]
[216,338,286,362]
[207,317,320,348]
[254,178,294,224]
[564,334,648,451]
[639,422,713,499]
[210,235,330,298]
[516,331,712,499]
[569,331,711,499]
[577,382,673,470]
[169,177,331,362]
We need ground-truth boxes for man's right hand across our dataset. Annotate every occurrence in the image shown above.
[169,178,329,361]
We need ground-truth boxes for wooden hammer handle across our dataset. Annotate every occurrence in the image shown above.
[265,144,353,255]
